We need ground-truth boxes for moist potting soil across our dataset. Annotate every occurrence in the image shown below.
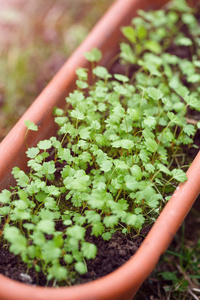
[0,225,151,286]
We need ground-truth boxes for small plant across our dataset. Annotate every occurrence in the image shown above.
[0,0,200,286]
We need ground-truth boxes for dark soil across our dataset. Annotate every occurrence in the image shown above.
[77,225,151,285]
[0,225,151,286]
[0,245,44,285]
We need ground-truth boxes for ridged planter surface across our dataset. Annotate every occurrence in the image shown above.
[0,0,200,299]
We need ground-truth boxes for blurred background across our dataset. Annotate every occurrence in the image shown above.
[0,1,199,299]
[0,0,114,141]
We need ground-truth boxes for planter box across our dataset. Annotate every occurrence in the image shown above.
[0,0,200,299]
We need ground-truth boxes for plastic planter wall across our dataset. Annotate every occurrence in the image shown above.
[0,0,200,299]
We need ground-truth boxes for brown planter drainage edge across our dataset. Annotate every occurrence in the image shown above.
[0,0,199,299]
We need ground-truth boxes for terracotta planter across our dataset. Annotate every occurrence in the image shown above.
[0,0,200,299]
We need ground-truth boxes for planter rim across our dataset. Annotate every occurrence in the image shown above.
[0,0,199,299]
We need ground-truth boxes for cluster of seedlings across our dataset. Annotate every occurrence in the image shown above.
[0,0,200,285]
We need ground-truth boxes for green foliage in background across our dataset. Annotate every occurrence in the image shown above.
[0,0,113,140]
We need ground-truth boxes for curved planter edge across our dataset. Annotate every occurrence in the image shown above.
[0,0,200,299]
